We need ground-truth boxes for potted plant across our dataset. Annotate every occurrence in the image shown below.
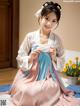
[63,57,80,84]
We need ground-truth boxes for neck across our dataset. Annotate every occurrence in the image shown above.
[40,29,50,37]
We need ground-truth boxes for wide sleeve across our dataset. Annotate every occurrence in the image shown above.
[16,33,32,71]
[56,36,65,72]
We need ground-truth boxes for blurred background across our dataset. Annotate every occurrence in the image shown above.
[19,0,80,51]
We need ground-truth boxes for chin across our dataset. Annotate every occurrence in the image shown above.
[45,29,51,33]
[44,27,51,33]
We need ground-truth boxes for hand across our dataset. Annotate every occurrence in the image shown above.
[49,47,56,61]
[29,49,41,63]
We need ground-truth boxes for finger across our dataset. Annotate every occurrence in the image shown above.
[31,52,38,57]
[31,50,40,59]
[50,48,56,53]
[33,49,41,54]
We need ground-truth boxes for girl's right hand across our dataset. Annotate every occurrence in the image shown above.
[29,49,41,63]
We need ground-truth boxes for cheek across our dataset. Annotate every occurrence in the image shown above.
[52,23,58,29]
[40,19,46,25]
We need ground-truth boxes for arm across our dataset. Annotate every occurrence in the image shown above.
[16,33,32,71]
[50,33,65,72]
[56,36,65,72]
[54,37,74,95]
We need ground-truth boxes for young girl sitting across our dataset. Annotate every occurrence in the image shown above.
[8,1,80,106]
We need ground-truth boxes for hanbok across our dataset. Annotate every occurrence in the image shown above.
[9,30,80,106]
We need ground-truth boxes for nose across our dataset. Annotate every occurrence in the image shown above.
[47,21,51,25]
[47,21,52,27]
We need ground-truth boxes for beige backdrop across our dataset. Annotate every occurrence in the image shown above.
[19,0,80,51]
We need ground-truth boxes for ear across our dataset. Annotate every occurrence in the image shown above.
[38,16,42,25]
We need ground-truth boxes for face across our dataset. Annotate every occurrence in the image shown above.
[40,12,58,34]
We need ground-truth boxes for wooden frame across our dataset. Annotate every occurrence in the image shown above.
[11,0,19,67]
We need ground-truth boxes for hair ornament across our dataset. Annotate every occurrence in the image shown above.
[35,6,44,18]
[54,3,61,10]
[43,2,48,7]
[57,5,61,10]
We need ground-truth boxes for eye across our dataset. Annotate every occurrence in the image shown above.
[52,20,57,23]
[45,17,49,21]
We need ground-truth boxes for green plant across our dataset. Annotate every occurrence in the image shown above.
[63,57,80,77]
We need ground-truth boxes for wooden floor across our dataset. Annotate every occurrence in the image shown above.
[0,68,17,85]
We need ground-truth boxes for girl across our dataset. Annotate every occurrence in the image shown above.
[9,1,80,106]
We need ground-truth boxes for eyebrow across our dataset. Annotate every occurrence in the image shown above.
[52,19,57,21]
[45,16,57,21]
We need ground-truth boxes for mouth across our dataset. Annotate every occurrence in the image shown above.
[44,25,51,30]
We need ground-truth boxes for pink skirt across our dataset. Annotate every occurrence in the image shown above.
[10,69,80,106]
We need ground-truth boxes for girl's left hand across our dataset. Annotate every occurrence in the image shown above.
[49,47,56,61]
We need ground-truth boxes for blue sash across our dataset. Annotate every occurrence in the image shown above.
[37,52,56,80]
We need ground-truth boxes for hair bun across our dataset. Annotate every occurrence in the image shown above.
[43,1,61,10]
[54,3,61,10]
[43,2,48,7]
[43,1,54,7]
